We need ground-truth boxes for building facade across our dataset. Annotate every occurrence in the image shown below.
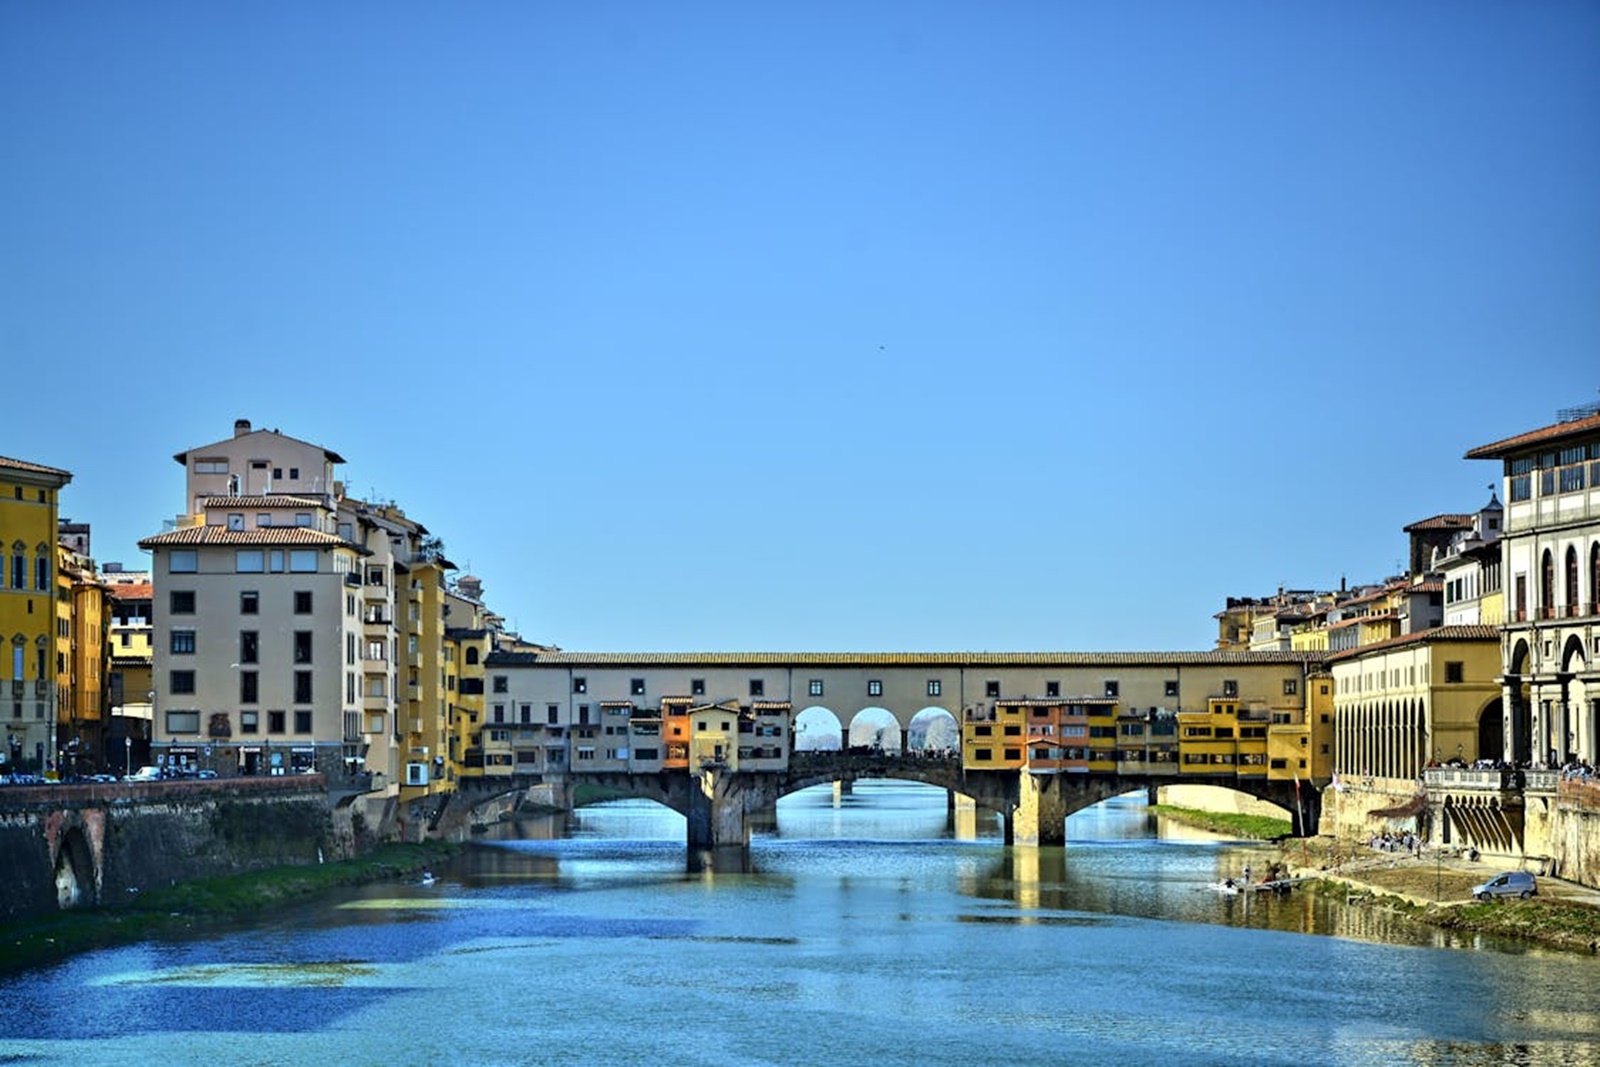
[1467,409,1600,768]
[0,456,72,773]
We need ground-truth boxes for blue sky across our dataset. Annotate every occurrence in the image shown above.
[3,2,1597,652]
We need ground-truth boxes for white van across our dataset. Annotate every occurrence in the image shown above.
[125,765,163,782]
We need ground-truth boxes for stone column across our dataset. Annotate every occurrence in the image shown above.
[685,769,749,849]
[1010,772,1067,846]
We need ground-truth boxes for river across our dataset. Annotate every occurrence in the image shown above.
[2,782,1598,1066]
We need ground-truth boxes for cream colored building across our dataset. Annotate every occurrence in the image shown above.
[1468,408,1600,767]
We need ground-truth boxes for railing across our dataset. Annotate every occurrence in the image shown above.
[1423,767,1516,790]
[1525,770,1560,793]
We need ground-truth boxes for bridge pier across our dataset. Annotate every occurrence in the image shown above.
[833,778,853,804]
[1008,772,1070,846]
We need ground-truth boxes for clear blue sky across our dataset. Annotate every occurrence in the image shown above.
[3,2,1596,652]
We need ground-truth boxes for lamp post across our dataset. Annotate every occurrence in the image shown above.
[125,736,132,778]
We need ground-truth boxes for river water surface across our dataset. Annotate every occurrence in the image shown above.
[2,783,1598,1066]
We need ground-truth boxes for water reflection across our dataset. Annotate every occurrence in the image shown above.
[3,780,1598,1067]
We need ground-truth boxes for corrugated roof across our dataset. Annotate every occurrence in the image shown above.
[1465,411,1600,460]
[198,494,328,508]
[1325,625,1499,663]
[0,455,72,480]
[138,526,356,549]
[490,650,1326,667]
[1402,513,1473,532]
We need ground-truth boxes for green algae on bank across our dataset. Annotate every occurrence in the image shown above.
[0,841,459,976]
[1147,804,1292,840]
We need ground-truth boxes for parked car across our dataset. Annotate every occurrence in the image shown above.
[1471,871,1537,901]
[124,765,163,783]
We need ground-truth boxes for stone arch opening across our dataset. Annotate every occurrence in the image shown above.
[846,707,902,753]
[1508,639,1532,765]
[907,707,959,753]
[794,706,842,751]
[1476,697,1504,763]
[53,824,95,911]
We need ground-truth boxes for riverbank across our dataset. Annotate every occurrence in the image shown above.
[1147,804,1291,840]
[1279,836,1600,954]
[0,840,459,976]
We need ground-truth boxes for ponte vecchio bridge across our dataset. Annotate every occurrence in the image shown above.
[461,650,1331,847]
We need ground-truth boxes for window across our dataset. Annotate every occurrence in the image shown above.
[1445,661,1464,684]
[241,590,259,614]
[1164,680,1179,698]
[241,631,259,663]
[240,671,258,703]
[169,590,195,614]
[1104,681,1119,698]
[985,680,1000,698]
[573,677,587,694]
[494,675,509,693]
[294,590,313,614]
[1283,679,1298,696]
[289,467,300,480]
[750,679,765,697]
[465,647,480,665]
[194,459,228,474]
[809,679,824,697]
[235,549,265,573]
[975,748,992,761]
[631,678,646,696]
[493,705,506,724]
[169,550,198,573]
[268,710,286,733]
[240,710,259,734]
[289,550,318,572]
[170,670,195,694]
[165,710,200,733]
[868,680,883,697]
[294,710,312,734]
[928,679,942,697]
[34,556,48,590]
[294,631,312,664]
[1044,681,1059,698]
[1222,680,1238,698]
[691,678,706,696]
[294,671,312,703]
[548,704,559,724]
[171,630,196,654]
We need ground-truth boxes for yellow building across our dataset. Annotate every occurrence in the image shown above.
[1329,625,1503,785]
[0,456,72,774]
[56,544,108,776]
[962,702,1027,769]
[104,573,154,775]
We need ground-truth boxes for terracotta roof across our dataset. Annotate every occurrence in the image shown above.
[1325,625,1499,663]
[1465,411,1600,460]
[105,582,153,600]
[497,650,1327,667]
[198,495,328,509]
[0,455,72,481]
[1402,513,1473,533]
[138,526,357,549]
[173,426,346,466]
[1405,581,1443,594]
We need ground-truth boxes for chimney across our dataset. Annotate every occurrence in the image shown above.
[234,418,252,437]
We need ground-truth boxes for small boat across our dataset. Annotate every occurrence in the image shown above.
[420,871,437,887]
[1210,880,1241,895]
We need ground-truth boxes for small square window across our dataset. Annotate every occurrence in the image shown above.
[809,679,824,697]
[1164,680,1179,698]
[170,630,196,655]
[927,679,942,697]
[868,679,883,697]
[294,710,312,733]
[268,709,286,733]
[494,675,509,693]
[750,679,765,697]
[170,670,195,694]
[241,590,259,614]
[573,677,587,694]
[293,590,313,614]
[1045,681,1059,698]
[1222,680,1238,698]
[631,678,646,696]
[985,680,1000,698]
[1283,679,1298,696]
[1104,681,1119,698]
[169,590,196,614]
[1445,661,1464,684]
[691,678,706,696]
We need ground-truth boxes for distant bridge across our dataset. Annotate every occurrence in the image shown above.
[455,753,1319,848]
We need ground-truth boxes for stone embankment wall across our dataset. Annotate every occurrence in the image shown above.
[0,778,337,924]
[1316,778,1420,841]
[1548,782,1600,888]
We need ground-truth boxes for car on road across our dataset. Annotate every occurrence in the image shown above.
[1471,871,1538,900]
[124,765,163,783]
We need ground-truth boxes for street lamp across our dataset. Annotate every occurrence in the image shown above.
[125,736,132,778]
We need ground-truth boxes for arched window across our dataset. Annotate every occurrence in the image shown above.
[1590,543,1600,616]
[1566,545,1580,616]
[1541,549,1555,618]
[465,647,480,665]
